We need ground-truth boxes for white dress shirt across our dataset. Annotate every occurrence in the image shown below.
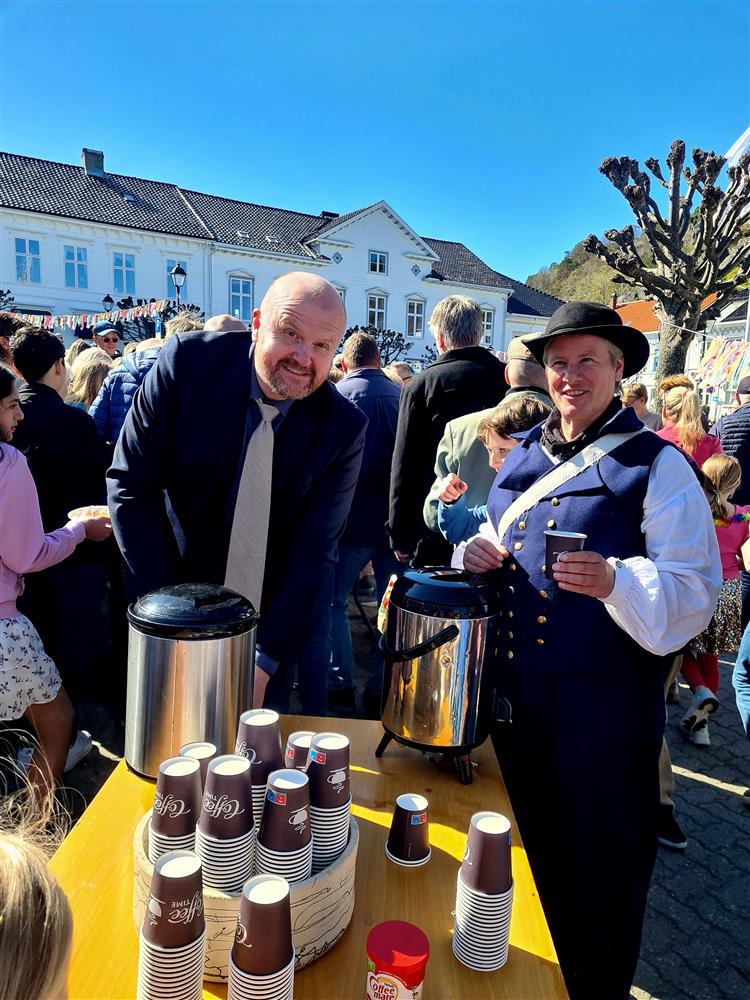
[452,445,722,657]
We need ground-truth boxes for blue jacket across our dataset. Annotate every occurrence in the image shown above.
[337,367,400,547]
[437,495,487,543]
[89,348,161,444]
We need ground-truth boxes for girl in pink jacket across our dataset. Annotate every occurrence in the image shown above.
[0,365,110,795]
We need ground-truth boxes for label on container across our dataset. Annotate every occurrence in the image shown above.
[366,970,423,1000]
[410,812,427,826]
[309,747,327,765]
[267,788,287,806]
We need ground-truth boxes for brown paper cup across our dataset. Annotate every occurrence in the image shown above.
[386,793,430,865]
[198,754,254,839]
[259,769,311,851]
[232,874,293,976]
[179,742,218,787]
[141,850,205,949]
[544,531,587,580]
[151,757,202,837]
[460,811,512,894]
[285,730,315,770]
[235,709,283,786]
[306,732,350,808]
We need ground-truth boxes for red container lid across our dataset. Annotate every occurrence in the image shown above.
[366,921,430,989]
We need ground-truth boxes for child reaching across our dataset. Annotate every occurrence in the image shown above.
[681,454,750,746]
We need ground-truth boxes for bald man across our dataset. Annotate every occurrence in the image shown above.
[204,314,248,333]
[108,273,367,712]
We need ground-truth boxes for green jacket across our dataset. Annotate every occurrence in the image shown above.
[423,407,496,532]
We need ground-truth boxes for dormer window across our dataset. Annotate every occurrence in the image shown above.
[369,251,388,274]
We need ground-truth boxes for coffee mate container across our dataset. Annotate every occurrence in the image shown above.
[365,921,430,999]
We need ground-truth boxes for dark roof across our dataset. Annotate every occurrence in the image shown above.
[721,299,748,324]
[0,152,211,239]
[181,190,324,258]
[423,238,563,316]
[0,150,562,317]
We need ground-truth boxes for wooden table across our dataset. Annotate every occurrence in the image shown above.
[51,716,567,999]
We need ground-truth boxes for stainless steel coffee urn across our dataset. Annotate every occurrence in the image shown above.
[125,583,258,778]
[378,568,502,782]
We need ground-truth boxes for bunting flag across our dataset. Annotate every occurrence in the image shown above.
[698,337,750,389]
[12,299,171,332]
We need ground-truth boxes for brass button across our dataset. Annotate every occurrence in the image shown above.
[508,585,514,594]
[513,542,523,551]
[506,610,514,619]
[507,630,514,639]
[537,638,545,646]
[537,615,546,624]
[539,589,548,599]
[547,520,556,529]
[506,651,514,660]
[509,562,517,571]
[541,564,546,573]
[518,521,526,530]
[551,497,560,507]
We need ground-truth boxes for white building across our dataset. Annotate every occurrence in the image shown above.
[0,148,562,360]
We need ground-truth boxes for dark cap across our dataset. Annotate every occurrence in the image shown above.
[738,376,750,395]
[93,321,118,336]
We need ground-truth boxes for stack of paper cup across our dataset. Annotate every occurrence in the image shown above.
[195,754,256,891]
[256,769,313,884]
[235,709,283,822]
[306,732,351,873]
[137,850,206,1000]
[228,875,295,1000]
[452,811,514,971]
[179,741,218,788]
[385,793,431,867]
[284,730,315,771]
[148,757,202,864]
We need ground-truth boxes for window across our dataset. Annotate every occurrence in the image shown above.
[368,294,387,330]
[15,238,41,283]
[481,308,494,346]
[166,259,188,299]
[64,245,88,289]
[113,252,136,296]
[229,277,253,322]
[406,299,424,338]
[368,251,388,274]
[332,285,346,303]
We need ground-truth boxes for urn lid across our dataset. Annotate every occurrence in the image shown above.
[128,583,258,639]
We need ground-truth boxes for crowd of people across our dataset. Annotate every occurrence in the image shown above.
[1,281,750,999]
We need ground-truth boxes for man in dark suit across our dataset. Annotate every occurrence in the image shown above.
[388,295,506,566]
[108,272,367,712]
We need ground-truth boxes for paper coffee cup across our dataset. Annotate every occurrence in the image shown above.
[544,531,587,580]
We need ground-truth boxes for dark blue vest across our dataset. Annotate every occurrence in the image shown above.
[485,407,672,677]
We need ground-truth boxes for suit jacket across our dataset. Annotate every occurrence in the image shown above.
[423,407,496,532]
[388,346,506,561]
[336,367,401,548]
[13,382,109,566]
[108,330,367,668]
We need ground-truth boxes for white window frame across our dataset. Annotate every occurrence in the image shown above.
[368,250,388,275]
[229,274,254,322]
[406,297,426,338]
[481,307,494,346]
[15,236,41,284]
[165,258,188,300]
[367,292,388,330]
[332,284,346,304]
[64,244,88,289]
[113,251,136,297]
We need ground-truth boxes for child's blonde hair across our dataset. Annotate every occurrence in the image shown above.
[0,764,73,1000]
[66,346,113,410]
[702,454,742,519]
[662,386,705,455]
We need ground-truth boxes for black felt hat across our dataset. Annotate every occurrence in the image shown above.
[521,301,650,378]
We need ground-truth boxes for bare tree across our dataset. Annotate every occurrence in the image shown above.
[583,141,750,379]
[342,325,408,365]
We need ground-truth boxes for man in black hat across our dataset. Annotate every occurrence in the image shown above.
[455,301,721,1000]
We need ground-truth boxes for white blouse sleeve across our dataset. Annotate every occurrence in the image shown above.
[450,519,499,570]
[602,446,722,655]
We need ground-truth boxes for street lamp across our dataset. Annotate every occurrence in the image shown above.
[102,293,114,314]
[170,264,187,311]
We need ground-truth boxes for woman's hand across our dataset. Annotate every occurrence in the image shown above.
[553,551,615,598]
[463,537,508,574]
[81,516,113,542]
[437,473,468,503]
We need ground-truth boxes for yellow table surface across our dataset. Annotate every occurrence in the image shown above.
[51,716,567,999]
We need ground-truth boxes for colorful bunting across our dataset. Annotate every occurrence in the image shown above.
[12,299,171,332]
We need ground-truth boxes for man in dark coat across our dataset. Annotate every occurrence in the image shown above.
[10,328,110,716]
[108,273,367,713]
[388,295,506,566]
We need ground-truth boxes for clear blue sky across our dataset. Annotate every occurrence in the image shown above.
[1,0,748,281]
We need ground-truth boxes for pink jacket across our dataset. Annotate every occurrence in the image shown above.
[716,504,750,581]
[0,444,85,618]
[656,422,723,467]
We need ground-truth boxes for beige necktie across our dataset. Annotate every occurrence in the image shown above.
[225,400,279,611]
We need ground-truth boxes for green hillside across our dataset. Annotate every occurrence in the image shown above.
[526,237,649,304]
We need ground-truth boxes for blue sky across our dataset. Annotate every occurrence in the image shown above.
[1,0,747,281]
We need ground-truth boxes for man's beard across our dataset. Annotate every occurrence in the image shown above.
[266,360,321,400]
